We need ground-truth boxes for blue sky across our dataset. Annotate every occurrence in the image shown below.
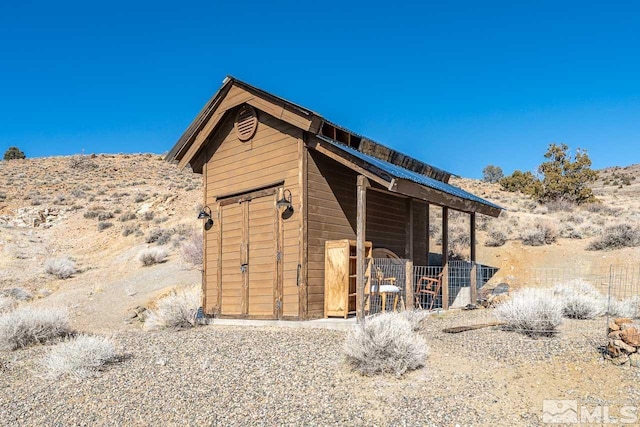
[1,1,639,178]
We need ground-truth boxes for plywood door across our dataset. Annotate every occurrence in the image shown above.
[247,195,276,317]
[220,193,280,318]
[220,202,243,315]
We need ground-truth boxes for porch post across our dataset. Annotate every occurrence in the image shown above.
[425,203,430,265]
[441,207,449,310]
[469,212,477,305]
[356,175,370,322]
[405,198,414,260]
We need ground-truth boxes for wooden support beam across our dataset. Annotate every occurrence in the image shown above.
[405,198,414,260]
[405,260,414,310]
[425,203,430,265]
[442,207,449,310]
[470,212,477,305]
[356,175,370,322]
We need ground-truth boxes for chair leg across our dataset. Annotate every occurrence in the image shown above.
[392,294,398,311]
[381,292,386,312]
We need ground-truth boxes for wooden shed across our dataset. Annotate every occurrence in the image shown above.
[166,76,502,320]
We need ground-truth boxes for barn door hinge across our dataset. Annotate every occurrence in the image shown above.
[276,251,282,261]
[276,300,282,310]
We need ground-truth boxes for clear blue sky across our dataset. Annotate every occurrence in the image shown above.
[1,1,639,178]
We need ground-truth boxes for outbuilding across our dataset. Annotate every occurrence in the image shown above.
[166,77,502,320]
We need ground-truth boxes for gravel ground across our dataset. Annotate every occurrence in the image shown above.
[2,311,639,426]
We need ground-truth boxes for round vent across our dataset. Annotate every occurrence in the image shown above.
[234,105,258,141]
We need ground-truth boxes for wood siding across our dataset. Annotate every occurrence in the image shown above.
[204,110,302,318]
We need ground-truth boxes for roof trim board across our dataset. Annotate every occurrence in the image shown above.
[312,135,503,217]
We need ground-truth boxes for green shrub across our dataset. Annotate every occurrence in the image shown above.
[3,146,26,160]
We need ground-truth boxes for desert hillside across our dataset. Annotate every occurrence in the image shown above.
[1,154,639,330]
[0,154,202,332]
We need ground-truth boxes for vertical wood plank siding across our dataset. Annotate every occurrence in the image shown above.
[204,111,302,317]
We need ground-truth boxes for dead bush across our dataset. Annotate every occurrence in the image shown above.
[485,223,509,247]
[144,285,201,330]
[146,228,174,245]
[494,288,563,337]
[0,307,71,350]
[138,247,168,266]
[45,257,77,279]
[520,220,557,246]
[343,312,428,376]
[180,230,203,267]
[0,296,16,313]
[587,224,640,250]
[42,335,118,378]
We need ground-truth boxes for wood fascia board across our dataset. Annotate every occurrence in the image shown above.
[177,85,319,169]
[169,81,233,163]
[306,138,393,189]
[394,178,501,217]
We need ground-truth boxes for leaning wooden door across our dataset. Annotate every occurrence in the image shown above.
[219,191,281,318]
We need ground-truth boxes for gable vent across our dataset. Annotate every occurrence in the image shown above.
[234,105,258,141]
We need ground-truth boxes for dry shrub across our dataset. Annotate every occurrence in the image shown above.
[0,296,16,313]
[180,230,203,267]
[1,287,32,301]
[0,308,70,350]
[552,281,605,319]
[45,257,77,279]
[485,222,510,247]
[118,211,137,222]
[42,335,118,379]
[146,228,174,245]
[343,312,428,376]
[144,285,201,330]
[587,224,640,250]
[608,296,640,318]
[520,220,557,246]
[494,288,563,337]
[399,310,430,331]
[138,248,168,266]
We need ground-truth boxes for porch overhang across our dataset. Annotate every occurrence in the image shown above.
[308,135,503,218]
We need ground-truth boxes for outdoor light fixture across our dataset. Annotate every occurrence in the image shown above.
[197,206,214,229]
[276,189,294,217]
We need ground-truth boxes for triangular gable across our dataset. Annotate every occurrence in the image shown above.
[166,76,453,182]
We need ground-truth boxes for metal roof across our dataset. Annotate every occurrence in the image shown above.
[317,136,503,212]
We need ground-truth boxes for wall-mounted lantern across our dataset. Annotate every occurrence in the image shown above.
[276,189,294,219]
[198,206,214,230]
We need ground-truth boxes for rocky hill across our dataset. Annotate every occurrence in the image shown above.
[1,154,638,331]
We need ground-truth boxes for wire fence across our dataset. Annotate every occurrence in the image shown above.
[370,259,498,314]
[370,261,640,344]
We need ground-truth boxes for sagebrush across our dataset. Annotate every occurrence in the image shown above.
[494,288,563,336]
[45,257,77,279]
[144,285,201,330]
[42,335,118,378]
[180,230,203,267]
[138,247,168,266]
[343,312,428,376]
[553,281,605,320]
[0,308,71,350]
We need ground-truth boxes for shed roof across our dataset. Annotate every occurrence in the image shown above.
[314,135,502,216]
[166,76,503,216]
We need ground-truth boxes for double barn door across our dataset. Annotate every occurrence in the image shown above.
[219,189,283,318]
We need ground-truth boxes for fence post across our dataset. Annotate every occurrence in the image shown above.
[405,260,414,310]
[470,262,477,306]
[442,264,449,310]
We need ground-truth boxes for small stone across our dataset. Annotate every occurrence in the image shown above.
[128,311,138,319]
[611,354,630,366]
[621,327,640,347]
[630,353,640,368]
[609,321,620,332]
[607,343,622,357]
[608,331,622,339]
[613,339,637,353]
[135,306,146,314]
[614,318,633,326]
